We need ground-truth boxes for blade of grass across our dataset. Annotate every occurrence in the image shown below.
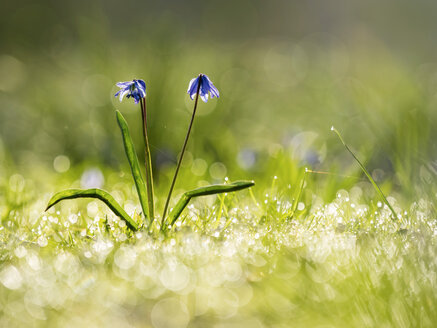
[215,194,225,229]
[305,169,364,180]
[249,188,261,209]
[116,110,149,224]
[45,188,138,231]
[289,168,307,220]
[214,194,229,230]
[331,126,398,221]
[166,180,255,228]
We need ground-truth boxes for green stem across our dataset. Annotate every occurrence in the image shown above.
[140,97,155,223]
[161,78,202,228]
[331,126,398,221]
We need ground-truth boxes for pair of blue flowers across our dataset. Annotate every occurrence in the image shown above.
[114,74,219,104]
[46,72,255,233]
[114,73,220,224]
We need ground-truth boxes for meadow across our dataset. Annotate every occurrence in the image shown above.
[1,1,437,326]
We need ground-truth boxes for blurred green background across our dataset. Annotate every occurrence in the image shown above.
[1,0,437,198]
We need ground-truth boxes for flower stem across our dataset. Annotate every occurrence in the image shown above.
[140,97,155,224]
[161,80,202,228]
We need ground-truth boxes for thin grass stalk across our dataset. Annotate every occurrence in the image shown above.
[305,169,364,180]
[331,126,398,221]
[289,168,307,220]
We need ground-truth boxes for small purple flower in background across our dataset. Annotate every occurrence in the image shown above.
[114,79,146,104]
[187,74,219,102]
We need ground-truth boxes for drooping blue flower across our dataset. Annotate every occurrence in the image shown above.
[187,74,219,103]
[114,79,146,104]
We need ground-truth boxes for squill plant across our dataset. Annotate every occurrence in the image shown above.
[46,75,254,233]
[115,79,154,223]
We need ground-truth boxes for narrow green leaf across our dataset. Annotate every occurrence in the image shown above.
[45,188,138,231]
[116,110,149,223]
[168,194,190,227]
[167,180,255,227]
[331,126,398,221]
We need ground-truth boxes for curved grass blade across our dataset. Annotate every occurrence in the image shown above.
[45,188,138,231]
[167,180,255,227]
[116,110,149,224]
[331,126,398,221]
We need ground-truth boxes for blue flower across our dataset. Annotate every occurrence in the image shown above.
[187,74,219,103]
[114,79,146,104]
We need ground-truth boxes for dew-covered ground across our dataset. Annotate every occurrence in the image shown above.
[1,171,436,328]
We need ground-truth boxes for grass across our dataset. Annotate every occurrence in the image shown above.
[0,147,436,327]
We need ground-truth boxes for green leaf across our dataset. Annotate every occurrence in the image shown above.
[167,180,255,227]
[116,110,149,223]
[45,188,138,231]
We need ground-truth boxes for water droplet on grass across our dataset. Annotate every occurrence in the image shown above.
[297,202,305,211]
[37,236,48,247]
[68,214,78,224]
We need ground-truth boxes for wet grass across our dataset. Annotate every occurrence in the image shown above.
[0,154,436,327]
[1,29,437,327]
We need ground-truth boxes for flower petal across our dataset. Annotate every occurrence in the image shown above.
[136,79,146,91]
[118,88,130,102]
[210,84,219,98]
[203,75,219,99]
[199,77,210,102]
[187,76,200,100]
[187,77,197,93]
[200,90,209,103]
[114,79,146,103]
[116,81,134,88]
[134,79,147,98]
